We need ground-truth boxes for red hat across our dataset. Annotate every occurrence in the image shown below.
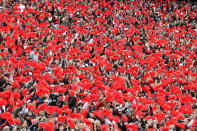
[68,119,75,129]
[0,99,7,106]
[155,113,165,122]
[81,109,89,118]
[126,124,138,131]
[13,118,21,125]
[12,80,20,88]
[160,127,169,131]
[122,115,128,122]
[44,121,54,131]
[56,87,67,94]
[46,106,57,116]
[12,92,20,100]
[101,124,109,131]
[64,108,72,115]
[0,112,12,120]
[83,118,92,126]
[144,116,155,120]
[71,113,82,119]
[2,90,12,99]
[69,90,75,96]
[92,110,102,119]
[105,94,113,103]
[57,115,67,122]
[38,103,47,112]
[175,123,185,129]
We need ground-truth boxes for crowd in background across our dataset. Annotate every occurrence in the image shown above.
[0,0,196,131]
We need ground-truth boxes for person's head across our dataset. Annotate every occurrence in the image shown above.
[117,108,123,115]
[59,125,64,131]
[106,102,111,108]
[5,83,11,90]
[77,123,84,130]
[38,111,45,116]
[20,129,27,131]
[21,120,28,129]
[99,94,104,100]
[11,126,18,131]
[95,120,101,129]
[2,126,9,131]
[126,112,133,118]
[153,123,158,129]
[25,112,33,120]
[168,125,175,130]
[33,47,37,51]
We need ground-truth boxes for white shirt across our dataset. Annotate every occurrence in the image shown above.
[30,51,38,61]
[19,4,25,12]
[82,102,89,109]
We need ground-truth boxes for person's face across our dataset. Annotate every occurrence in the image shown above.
[100,95,104,100]
[26,115,31,120]
[12,127,18,131]
[21,121,28,129]
[78,123,84,129]
[118,109,122,115]
[96,121,101,128]
[153,123,157,129]
[39,111,44,116]
[106,102,111,107]
[3,127,9,131]
[89,113,94,118]
[59,126,64,131]
[73,108,77,113]
[136,121,142,127]
[6,85,11,90]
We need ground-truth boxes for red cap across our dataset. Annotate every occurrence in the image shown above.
[175,123,185,129]
[126,124,138,131]
[12,80,20,88]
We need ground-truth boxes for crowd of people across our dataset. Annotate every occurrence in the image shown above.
[0,0,196,131]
